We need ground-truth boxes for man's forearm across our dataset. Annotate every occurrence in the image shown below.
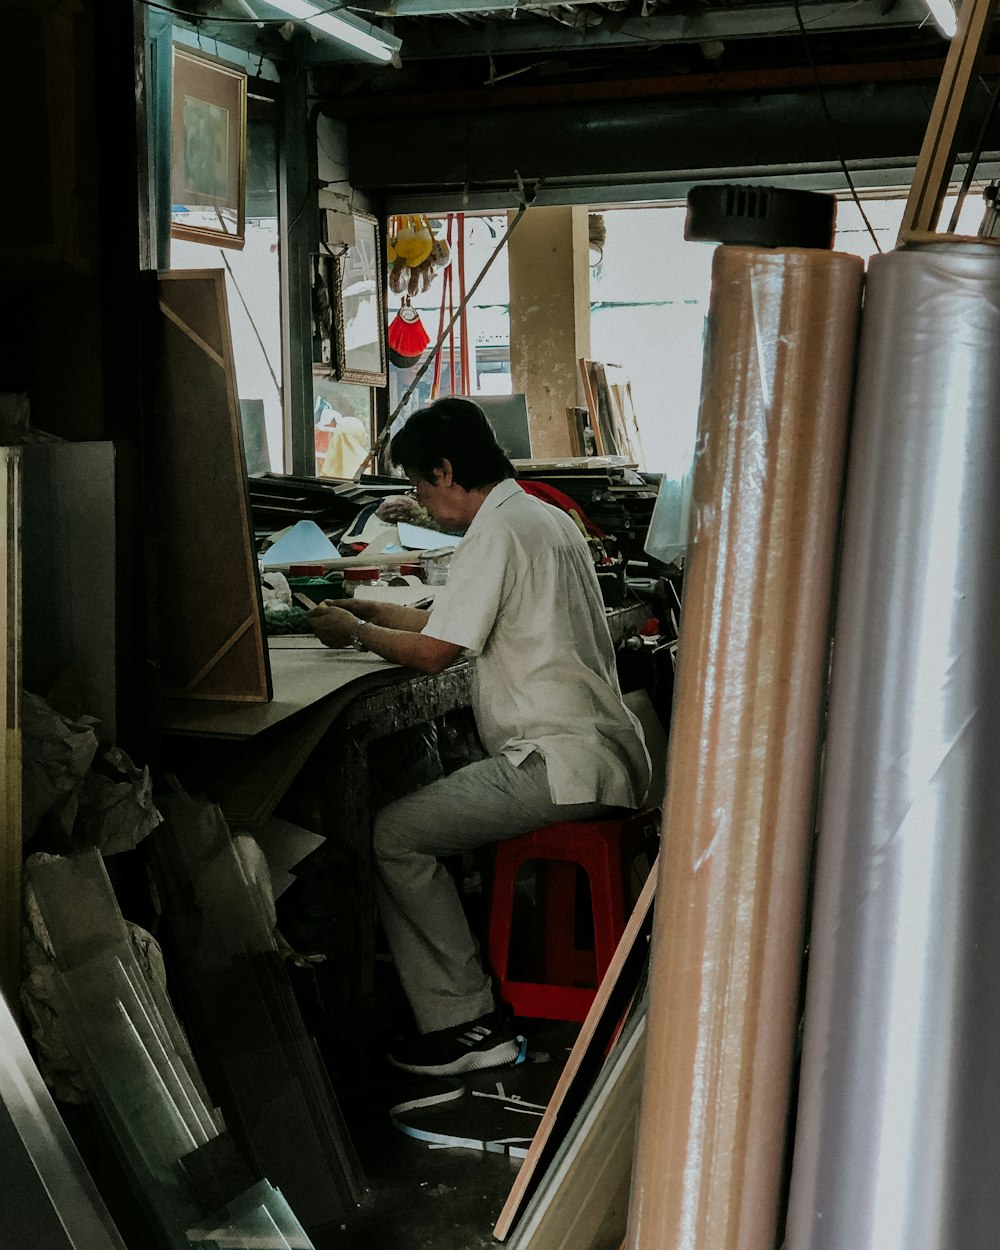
[347,599,431,632]
[355,619,461,674]
[371,603,432,632]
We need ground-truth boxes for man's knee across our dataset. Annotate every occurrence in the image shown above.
[373,792,430,861]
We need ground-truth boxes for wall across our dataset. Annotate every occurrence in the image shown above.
[507,205,592,458]
[0,0,151,754]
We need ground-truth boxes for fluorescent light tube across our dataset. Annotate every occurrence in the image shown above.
[923,0,957,37]
[269,0,400,62]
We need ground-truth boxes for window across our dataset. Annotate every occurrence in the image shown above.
[386,214,512,427]
[589,190,990,478]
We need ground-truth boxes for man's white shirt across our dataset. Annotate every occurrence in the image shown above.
[423,479,650,807]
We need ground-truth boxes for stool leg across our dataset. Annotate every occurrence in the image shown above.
[586,836,629,981]
[542,861,597,986]
[487,850,523,987]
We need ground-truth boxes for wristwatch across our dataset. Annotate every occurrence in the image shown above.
[350,621,368,652]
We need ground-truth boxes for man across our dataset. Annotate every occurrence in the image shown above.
[308,398,650,1077]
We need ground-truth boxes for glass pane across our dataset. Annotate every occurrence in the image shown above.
[312,379,373,479]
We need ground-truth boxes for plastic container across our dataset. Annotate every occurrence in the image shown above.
[322,571,345,599]
[287,577,337,606]
[343,566,384,596]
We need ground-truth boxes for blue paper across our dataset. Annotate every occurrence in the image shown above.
[261,520,340,568]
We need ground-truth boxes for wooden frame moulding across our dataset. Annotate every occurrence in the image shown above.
[331,212,388,387]
[578,358,606,456]
[579,359,644,463]
[0,449,22,1010]
[170,45,247,251]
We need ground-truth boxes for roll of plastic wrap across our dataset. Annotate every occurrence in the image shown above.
[627,245,863,1250]
[784,241,1000,1250]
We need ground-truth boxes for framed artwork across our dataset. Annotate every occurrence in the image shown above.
[331,213,387,386]
[170,45,247,250]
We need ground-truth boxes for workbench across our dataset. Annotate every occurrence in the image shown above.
[160,604,652,1031]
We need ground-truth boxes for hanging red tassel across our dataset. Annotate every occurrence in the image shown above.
[387,299,430,368]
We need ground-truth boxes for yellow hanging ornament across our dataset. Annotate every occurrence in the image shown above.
[394,213,433,266]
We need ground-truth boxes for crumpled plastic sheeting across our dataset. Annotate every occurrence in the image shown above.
[75,747,162,856]
[785,242,1000,1250]
[22,693,99,842]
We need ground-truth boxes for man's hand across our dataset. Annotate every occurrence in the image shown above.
[318,597,381,622]
[376,495,422,523]
[308,604,362,649]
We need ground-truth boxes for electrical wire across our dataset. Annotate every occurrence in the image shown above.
[218,247,283,396]
[790,0,882,251]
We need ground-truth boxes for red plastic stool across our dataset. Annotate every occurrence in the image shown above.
[487,808,660,1022]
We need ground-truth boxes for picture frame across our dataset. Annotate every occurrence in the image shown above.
[170,45,247,250]
[330,212,387,386]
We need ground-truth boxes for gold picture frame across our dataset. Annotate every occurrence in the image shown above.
[331,213,387,386]
[170,45,247,251]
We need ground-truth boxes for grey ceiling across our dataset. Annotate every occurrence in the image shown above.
[180,1,1000,206]
[196,0,952,64]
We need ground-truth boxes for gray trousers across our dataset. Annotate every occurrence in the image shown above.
[373,751,618,1034]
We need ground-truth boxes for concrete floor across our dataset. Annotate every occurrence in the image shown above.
[326,1019,579,1250]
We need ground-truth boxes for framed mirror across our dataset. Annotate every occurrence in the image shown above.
[331,212,387,386]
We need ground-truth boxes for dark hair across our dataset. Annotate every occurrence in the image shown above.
[390,397,516,489]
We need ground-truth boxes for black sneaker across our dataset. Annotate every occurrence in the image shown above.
[387,1010,524,1077]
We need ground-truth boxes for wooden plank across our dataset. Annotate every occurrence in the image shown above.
[898,0,1000,237]
[149,270,271,704]
[587,362,620,457]
[595,365,627,452]
[0,449,21,1010]
[898,228,1000,248]
[507,1008,646,1250]
[565,407,586,458]
[578,358,605,456]
[493,860,657,1241]
[604,367,645,467]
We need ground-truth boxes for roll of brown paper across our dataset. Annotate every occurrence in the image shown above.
[626,245,863,1250]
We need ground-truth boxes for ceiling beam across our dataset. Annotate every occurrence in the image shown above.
[343,75,1000,200]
